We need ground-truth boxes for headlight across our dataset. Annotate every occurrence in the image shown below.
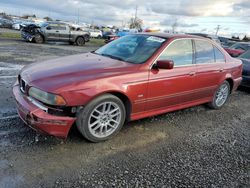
[28,87,66,106]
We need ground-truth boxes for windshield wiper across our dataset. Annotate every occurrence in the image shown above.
[100,53,124,61]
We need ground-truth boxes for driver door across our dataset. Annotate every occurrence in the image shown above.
[146,39,197,111]
[45,24,60,41]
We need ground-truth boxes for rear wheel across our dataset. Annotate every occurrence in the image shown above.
[76,37,85,46]
[208,81,230,109]
[34,34,44,44]
[76,94,126,142]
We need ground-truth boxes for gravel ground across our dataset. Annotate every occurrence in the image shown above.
[0,38,249,188]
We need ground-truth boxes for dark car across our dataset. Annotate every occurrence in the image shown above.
[13,33,242,142]
[238,50,250,87]
[224,42,250,57]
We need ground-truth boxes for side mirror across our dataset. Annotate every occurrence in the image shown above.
[46,26,51,30]
[155,60,174,69]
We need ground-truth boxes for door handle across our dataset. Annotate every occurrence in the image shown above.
[219,68,224,72]
[55,31,59,32]
[188,72,196,76]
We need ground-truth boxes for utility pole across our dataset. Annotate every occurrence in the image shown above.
[77,8,79,24]
[133,5,138,29]
[215,25,221,36]
[135,5,138,20]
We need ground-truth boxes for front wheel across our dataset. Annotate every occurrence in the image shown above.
[76,94,126,142]
[208,81,230,109]
[34,34,44,44]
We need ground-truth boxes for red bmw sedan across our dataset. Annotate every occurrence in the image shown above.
[13,33,242,142]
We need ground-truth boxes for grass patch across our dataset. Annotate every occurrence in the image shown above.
[0,32,21,39]
[88,38,105,46]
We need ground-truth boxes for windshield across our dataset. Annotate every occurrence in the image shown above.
[239,50,250,59]
[95,35,166,64]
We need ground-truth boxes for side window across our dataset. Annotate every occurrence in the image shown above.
[48,25,66,30]
[158,39,193,66]
[57,25,66,30]
[214,46,225,62]
[195,40,215,64]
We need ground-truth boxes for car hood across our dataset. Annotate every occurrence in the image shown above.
[21,53,137,92]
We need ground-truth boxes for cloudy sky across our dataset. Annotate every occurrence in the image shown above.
[0,0,250,37]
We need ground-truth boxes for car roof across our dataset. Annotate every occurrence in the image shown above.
[137,32,205,40]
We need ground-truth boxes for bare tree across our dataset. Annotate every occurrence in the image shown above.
[129,17,143,30]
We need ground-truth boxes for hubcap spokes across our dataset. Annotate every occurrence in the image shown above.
[88,102,121,138]
[215,84,229,107]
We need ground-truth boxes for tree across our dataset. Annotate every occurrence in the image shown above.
[21,14,36,19]
[129,17,143,30]
[43,16,53,21]
[242,35,250,42]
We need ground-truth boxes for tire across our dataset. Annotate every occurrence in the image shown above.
[84,35,90,42]
[97,35,102,39]
[76,37,85,46]
[34,34,44,44]
[208,81,230,109]
[76,94,126,142]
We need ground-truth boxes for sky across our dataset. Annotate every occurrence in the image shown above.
[0,0,250,37]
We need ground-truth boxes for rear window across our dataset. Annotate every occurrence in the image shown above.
[195,40,215,64]
[214,47,225,62]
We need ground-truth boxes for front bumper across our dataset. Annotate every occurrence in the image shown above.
[21,31,34,42]
[13,85,76,138]
[241,75,250,87]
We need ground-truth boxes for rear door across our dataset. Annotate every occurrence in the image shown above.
[147,38,197,111]
[58,25,69,41]
[193,39,226,99]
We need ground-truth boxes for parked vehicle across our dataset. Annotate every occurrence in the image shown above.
[0,18,13,28]
[21,22,90,46]
[104,35,119,43]
[238,50,250,87]
[218,37,237,48]
[13,33,242,142]
[102,31,114,39]
[89,29,102,38]
[224,42,250,57]
[12,23,21,30]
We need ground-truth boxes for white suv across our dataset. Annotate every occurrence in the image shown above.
[89,29,103,38]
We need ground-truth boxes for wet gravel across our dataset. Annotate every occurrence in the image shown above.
[0,38,249,188]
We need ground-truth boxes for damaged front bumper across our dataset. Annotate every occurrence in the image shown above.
[21,31,34,42]
[13,85,76,138]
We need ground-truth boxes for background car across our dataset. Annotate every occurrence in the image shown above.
[89,29,102,38]
[224,42,250,57]
[238,50,250,87]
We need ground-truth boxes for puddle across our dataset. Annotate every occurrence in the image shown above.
[0,175,24,188]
